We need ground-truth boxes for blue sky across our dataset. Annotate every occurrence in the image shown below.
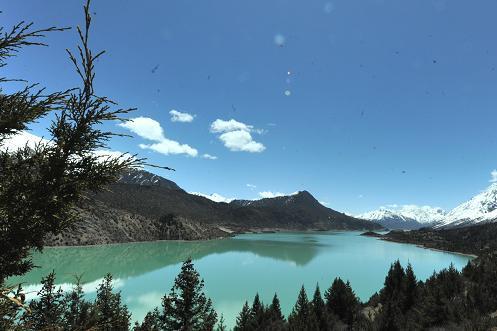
[3,0,497,214]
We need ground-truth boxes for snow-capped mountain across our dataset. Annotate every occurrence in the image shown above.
[436,183,497,228]
[357,209,421,230]
[357,205,447,230]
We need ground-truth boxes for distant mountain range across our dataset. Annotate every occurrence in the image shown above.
[357,206,446,230]
[436,183,497,228]
[358,183,497,230]
[48,169,382,246]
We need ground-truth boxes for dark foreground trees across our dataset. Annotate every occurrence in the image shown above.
[0,0,140,285]
[2,256,497,330]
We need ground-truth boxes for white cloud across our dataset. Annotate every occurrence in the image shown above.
[190,192,233,203]
[258,191,298,199]
[319,201,330,206]
[119,117,198,157]
[1,131,138,164]
[246,184,256,189]
[202,153,217,160]
[139,141,198,157]
[169,110,195,123]
[210,119,266,153]
[119,117,165,142]
[490,169,497,183]
[210,119,252,133]
[218,130,265,153]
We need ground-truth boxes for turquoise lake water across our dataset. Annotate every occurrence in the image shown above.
[13,231,472,328]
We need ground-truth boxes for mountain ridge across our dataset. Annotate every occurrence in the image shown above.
[48,169,382,246]
[359,183,497,230]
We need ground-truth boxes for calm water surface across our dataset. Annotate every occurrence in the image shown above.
[13,232,472,328]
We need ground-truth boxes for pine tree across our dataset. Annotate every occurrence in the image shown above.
[94,273,131,330]
[161,258,217,331]
[311,284,334,330]
[234,301,252,331]
[403,263,418,312]
[216,314,227,331]
[374,300,403,331]
[266,293,286,330]
[381,260,406,303]
[62,276,96,330]
[324,278,359,326]
[288,286,318,331]
[133,308,162,331]
[23,271,65,330]
[0,0,142,284]
[250,293,265,329]
[268,293,285,322]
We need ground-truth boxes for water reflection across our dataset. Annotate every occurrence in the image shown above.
[13,232,325,285]
[10,232,472,329]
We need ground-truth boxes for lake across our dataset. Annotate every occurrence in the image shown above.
[12,231,472,328]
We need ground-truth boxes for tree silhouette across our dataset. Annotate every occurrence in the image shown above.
[0,0,141,284]
[161,258,217,331]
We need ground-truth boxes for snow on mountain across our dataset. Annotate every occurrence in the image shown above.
[436,183,497,228]
[358,209,413,223]
[395,205,447,224]
[190,192,234,203]
[359,205,446,223]
[357,208,421,230]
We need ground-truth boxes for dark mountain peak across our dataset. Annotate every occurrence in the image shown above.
[293,190,318,202]
[231,191,320,209]
[118,169,181,190]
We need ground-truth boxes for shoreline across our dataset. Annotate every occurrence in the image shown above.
[43,227,377,249]
[379,237,478,259]
[44,230,478,260]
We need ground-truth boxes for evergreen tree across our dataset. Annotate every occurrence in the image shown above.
[202,298,217,331]
[311,284,334,330]
[288,286,318,331]
[216,314,227,331]
[403,263,418,312]
[268,293,285,322]
[234,301,252,331]
[250,293,265,329]
[133,308,162,331]
[266,293,286,330]
[374,300,404,331]
[23,271,64,330]
[94,273,131,330]
[62,276,96,330]
[0,0,141,284]
[380,260,406,303]
[324,278,359,326]
[161,258,217,331]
